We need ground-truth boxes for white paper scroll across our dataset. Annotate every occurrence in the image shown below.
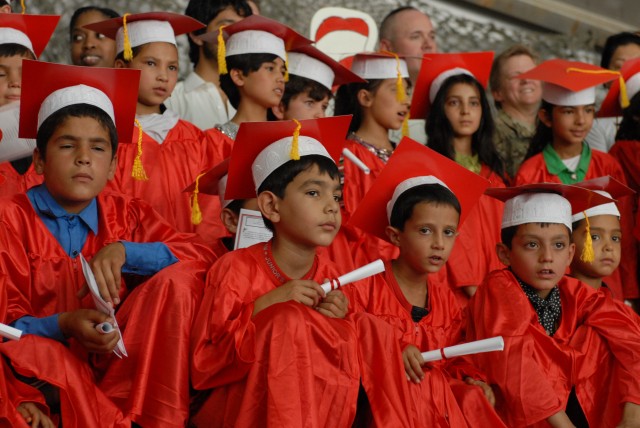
[421,336,504,363]
[79,254,128,358]
[321,259,385,294]
[0,323,22,341]
[342,148,370,175]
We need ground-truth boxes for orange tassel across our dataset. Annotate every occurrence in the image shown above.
[122,13,133,62]
[579,212,595,263]
[217,26,227,75]
[131,119,148,181]
[20,0,25,14]
[284,52,289,83]
[290,119,301,160]
[402,112,410,137]
[191,172,205,225]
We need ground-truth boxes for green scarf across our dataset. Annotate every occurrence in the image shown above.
[455,152,481,174]
[542,143,591,184]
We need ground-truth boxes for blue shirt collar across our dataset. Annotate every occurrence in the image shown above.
[29,184,99,235]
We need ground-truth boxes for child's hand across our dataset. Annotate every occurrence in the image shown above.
[58,309,120,353]
[465,377,496,407]
[316,290,349,318]
[402,345,425,384]
[16,402,55,428]
[253,280,325,316]
[76,242,126,307]
[617,402,640,428]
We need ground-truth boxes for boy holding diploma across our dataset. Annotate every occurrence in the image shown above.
[468,183,640,426]
[190,116,361,427]
[344,138,504,427]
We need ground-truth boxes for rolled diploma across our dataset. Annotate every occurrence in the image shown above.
[0,323,22,341]
[96,322,114,334]
[421,336,504,363]
[342,148,370,174]
[321,259,385,293]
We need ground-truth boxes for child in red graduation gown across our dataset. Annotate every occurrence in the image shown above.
[190,116,361,427]
[469,184,640,426]
[413,52,507,305]
[344,138,504,427]
[0,14,59,199]
[86,12,229,241]
[0,61,215,428]
[514,59,638,301]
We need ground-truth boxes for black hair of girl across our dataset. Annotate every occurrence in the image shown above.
[220,53,281,110]
[616,91,640,141]
[69,6,120,39]
[425,73,507,182]
[524,100,554,161]
[334,79,386,134]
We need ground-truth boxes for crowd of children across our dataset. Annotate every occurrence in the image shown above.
[0,1,639,427]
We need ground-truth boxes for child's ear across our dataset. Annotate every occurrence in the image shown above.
[496,243,511,266]
[230,69,245,87]
[33,148,44,175]
[271,103,286,120]
[257,191,280,225]
[220,208,240,234]
[538,108,552,127]
[114,58,127,69]
[357,88,373,108]
[565,242,576,267]
[107,154,117,181]
[385,225,402,247]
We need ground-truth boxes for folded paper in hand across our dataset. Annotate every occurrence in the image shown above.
[80,254,128,358]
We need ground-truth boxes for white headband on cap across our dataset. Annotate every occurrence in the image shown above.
[429,68,473,103]
[38,84,115,131]
[502,193,572,230]
[542,82,595,106]
[386,176,450,222]
[252,135,332,191]
[571,191,620,222]
[218,174,233,208]
[116,20,176,54]
[287,52,335,90]
[226,30,286,61]
[624,73,640,105]
[0,27,35,57]
[351,57,408,80]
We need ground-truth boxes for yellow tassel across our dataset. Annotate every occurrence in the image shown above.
[191,172,205,225]
[122,13,133,62]
[290,119,301,160]
[131,119,148,181]
[20,0,25,14]
[217,26,227,75]
[382,51,406,103]
[284,52,289,83]
[619,75,630,109]
[402,112,410,137]
[579,211,595,264]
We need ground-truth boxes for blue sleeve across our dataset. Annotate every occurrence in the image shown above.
[120,241,178,276]
[11,314,65,342]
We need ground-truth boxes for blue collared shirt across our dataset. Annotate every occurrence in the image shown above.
[12,185,178,341]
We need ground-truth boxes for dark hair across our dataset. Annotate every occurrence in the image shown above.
[379,6,420,42]
[524,100,554,160]
[0,43,35,59]
[220,53,279,109]
[390,183,461,230]
[257,155,340,231]
[267,75,333,121]
[334,79,386,133]
[69,6,120,40]
[425,73,507,182]
[225,198,244,215]
[600,32,640,69]
[184,0,252,65]
[489,44,539,109]
[501,222,570,249]
[616,91,640,141]
[36,104,118,160]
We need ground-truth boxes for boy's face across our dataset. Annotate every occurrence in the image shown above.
[362,78,410,131]
[199,6,245,63]
[116,42,179,115]
[0,54,26,106]
[497,223,575,297]
[571,214,621,280]
[70,10,118,67]
[275,91,330,121]
[233,57,285,109]
[386,202,459,275]
[539,104,595,148]
[34,116,116,214]
[260,164,341,249]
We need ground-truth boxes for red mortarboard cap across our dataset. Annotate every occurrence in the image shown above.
[573,175,634,199]
[184,158,230,195]
[410,51,494,119]
[225,115,351,200]
[517,59,619,106]
[348,137,490,242]
[19,59,140,144]
[599,57,640,117]
[0,13,60,58]
[288,44,365,89]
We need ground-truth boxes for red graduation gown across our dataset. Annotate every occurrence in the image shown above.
[0,162,42,199]
[342,140,387,217]
[190,242,360,427]
[515,150,639,299]
[107,120,230,242]
[202,127,234,166]
[342,262,505,427]
[609,140,640,242]
[0,191,215,427]
[467,269,640,427]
